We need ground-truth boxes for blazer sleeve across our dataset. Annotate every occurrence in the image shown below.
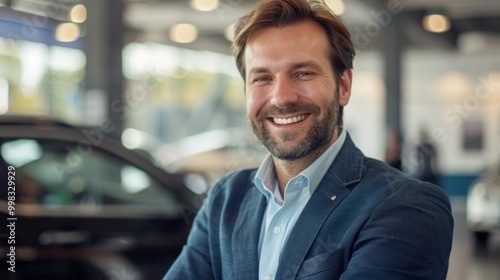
[163,186,217,280]
[340,182,454,280]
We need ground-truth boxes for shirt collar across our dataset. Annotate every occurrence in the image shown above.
[301,127,346,194]
[254,127,347,197]
[254,153,275,199]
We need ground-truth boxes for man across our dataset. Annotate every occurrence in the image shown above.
[164,0,453,279]
[415,126,440,185]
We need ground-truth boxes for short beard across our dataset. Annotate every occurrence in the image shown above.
[248,93,339,161]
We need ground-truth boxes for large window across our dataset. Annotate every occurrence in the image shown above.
[122,42,246,143]
[0,38,85,121]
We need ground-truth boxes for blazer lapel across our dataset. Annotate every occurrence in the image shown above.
[276,134,364,279]
[232,186,267,279]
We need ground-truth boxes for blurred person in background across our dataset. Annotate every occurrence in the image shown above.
[384,128,403,171]
[164,0,453,279]
[415,126,440,186]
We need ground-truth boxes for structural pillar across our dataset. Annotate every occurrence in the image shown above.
[381,13,403,134]
[83,0,124,138]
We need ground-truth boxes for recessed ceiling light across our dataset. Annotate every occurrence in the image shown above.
[325,0,345,15]
[170,23,198,43]
[190,0,219,12]
[54,23,80,42]
[69,4,87,23]
[423,14,451,33]
[225,24,235,42]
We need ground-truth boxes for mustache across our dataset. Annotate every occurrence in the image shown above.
[260,102,321,117]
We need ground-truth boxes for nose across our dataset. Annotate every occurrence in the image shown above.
[270,76,299,108]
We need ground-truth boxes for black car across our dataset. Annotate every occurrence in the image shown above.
[0,115,202,280]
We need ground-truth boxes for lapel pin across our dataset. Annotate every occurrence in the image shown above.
[330,195,337,201]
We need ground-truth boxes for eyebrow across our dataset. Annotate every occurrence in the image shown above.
[247,67,269,76]
[247,60,324,76]
[290,60,323,72]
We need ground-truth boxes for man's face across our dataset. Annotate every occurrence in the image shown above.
[244,20,351,160]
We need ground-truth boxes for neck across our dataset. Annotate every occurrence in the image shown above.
[273,128,339,196]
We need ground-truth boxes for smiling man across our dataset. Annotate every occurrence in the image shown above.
[164,1,454,279]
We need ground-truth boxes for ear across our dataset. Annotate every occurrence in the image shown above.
[338,69,352,106]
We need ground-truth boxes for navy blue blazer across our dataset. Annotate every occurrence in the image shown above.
[164,134,454,279]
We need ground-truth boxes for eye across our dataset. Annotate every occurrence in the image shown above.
[252,76,270,83]
[296,72,312,78]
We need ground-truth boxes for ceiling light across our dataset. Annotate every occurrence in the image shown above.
[225,24,235,42]
[69,4,87,23]
[54,23,80,42]
[325,0,345,15]
[190,0,219,12]
[170,23,198,43]
[423,14,450,33]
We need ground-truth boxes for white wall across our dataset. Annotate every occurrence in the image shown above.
[403,49,500,174]
[343,48,500,175]
[345,50,386,160]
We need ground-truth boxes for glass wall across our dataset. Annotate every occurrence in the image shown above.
[0,38,85,122]
[122,42,246,144]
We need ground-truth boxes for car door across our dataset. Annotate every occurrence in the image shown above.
[0,131,193,279]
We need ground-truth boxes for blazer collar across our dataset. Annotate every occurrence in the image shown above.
[324,132,365,188]
[276,133,365,278]
[232,182,267,280]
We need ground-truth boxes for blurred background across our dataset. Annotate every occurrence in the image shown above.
[0,0,499,279]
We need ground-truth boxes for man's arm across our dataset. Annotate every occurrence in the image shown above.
[341,182,454,279]
[163,192,214,280]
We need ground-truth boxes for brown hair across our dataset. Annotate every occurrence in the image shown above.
[232,0,355,82]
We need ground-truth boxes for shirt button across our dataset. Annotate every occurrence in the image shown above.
[265,276,272,280]
[273,226,281,234]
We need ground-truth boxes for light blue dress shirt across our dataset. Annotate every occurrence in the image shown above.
[254,128,347,280]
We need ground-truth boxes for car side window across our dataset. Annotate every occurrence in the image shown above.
[0,138,179,209]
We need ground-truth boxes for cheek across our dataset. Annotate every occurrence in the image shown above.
[246,91,266,116]
[298,84,334,105]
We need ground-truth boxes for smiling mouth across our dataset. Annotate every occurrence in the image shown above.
[272,114,308,125]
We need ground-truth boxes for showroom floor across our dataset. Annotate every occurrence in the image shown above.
[447,199,500,280]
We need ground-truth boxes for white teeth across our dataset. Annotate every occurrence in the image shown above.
[273,114,307,125]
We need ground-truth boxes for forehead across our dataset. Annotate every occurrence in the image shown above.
[244,20,330,70]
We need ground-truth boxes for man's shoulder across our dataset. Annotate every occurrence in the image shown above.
[208,168,259,198]
[201,168,264,218]
[361,157,450,204]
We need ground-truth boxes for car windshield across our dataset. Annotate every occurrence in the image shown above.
[0,138,178,209]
